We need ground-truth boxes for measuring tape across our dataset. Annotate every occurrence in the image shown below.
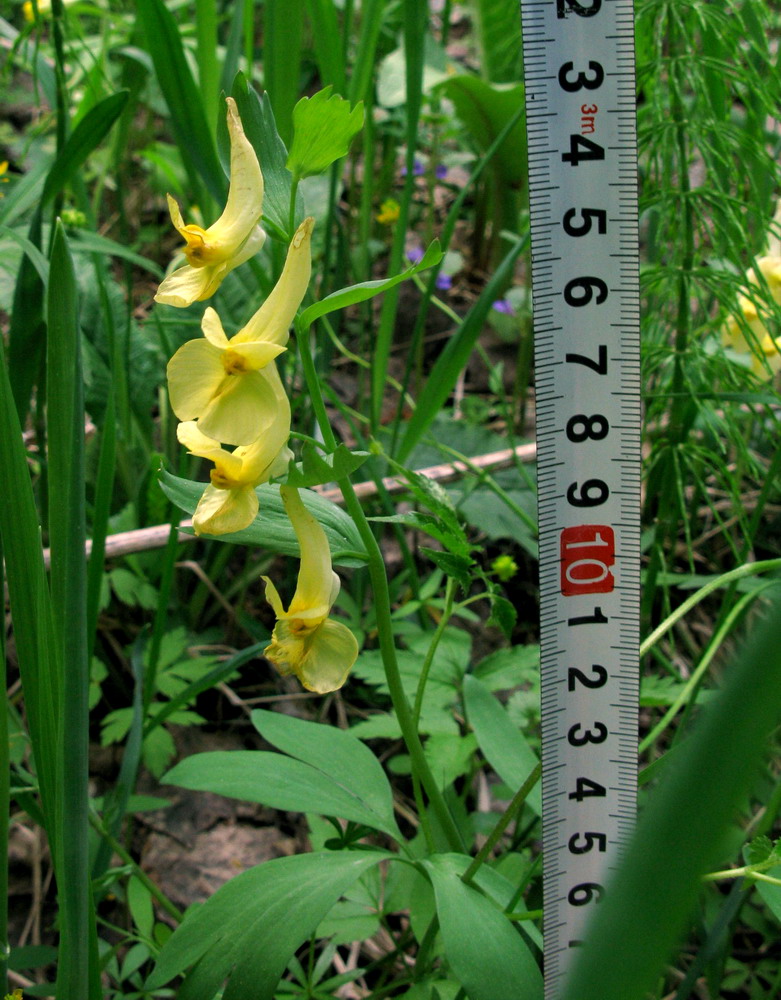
[519,0,641,994]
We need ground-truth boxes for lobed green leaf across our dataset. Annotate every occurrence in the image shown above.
[286,87,364,180]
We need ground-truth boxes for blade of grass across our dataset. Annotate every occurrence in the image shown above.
[304,0,347,93]
[0,309,59,843]
[348,0,386,105]
[134,0,226,203]
[219,0,249,99]
[9,92,129,425]
[86,391,116,648]
[370,0,427,432]
[40,91,130,207]
[92,633,146,883]
[560,590,781,1000]
[46,221,100,1000]
[0,540,8,994]
[396,232,529,463]
[195,0,220,132]
[263,0,304,146]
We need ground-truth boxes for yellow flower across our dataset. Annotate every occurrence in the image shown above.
[166,217,314,445]
[263,486,359,694]
[155,98,266,307]
[0,161,8,198]
[723,256,781,376]
[177,367,292,536]
[4,990,23,1000]
[376,198,400,225]
[23,0,78,20]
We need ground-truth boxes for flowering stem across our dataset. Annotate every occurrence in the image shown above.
[295,318,465,852]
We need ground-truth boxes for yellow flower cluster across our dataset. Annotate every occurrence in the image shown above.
[157,97,357,693]
[723,205,781,377]
[723,256,781,377]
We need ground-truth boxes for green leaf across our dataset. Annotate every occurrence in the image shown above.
[285,443,370,488]
[0,225,49,285]
[471,0,523,83]
[70,230,163,278]
[41,92,130,206]
[486,591,517,639]
[462,674,541,815]
[420,548,475,591]
[229,73,304,238]
[422,854,543,1000]
[754,863,781,926]
[286,87,364,180]
[299,240,443,327]
[165,746,401,838]
[370,511,472,560]
[251,709,402,840]
[158,470,367,567]
[146,851,389,999]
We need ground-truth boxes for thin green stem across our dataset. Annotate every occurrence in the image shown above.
[88,812,184,924]
[639,558,781,659]
[412,577,456,728]
[461,763,542,886]
[638,586,768,753]
[295,317,464,852]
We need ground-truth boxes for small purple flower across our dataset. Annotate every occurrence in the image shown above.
[401,159,425,177]
[406,245,425,265]
[435,164,448,180]
[492,298,515,315]
[435,272,452,291]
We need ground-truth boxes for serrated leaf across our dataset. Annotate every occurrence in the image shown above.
[486,592,516,638]
[420,548,474,590]
[299,241,443,327]
[745,835,775,866]
[370,511,472,559]
[146,852,390,999]
[285,443,370,488]
[158,470,367,567]
[286,87,364,180]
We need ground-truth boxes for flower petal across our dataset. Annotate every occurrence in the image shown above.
[192,484,259,536]
[196,369,283,446]
[231,218,315,347]
[207,97,265,252]
[167,340,226,421]
[233,340,287,370]
[296,619,359,693]
[155,262,225,308]
[280,486,335,615]
[262,575,286,619]
[201,307,231,348]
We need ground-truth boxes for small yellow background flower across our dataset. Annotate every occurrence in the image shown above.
[166,217,314,445]
[723,256,781,376]
[155,97,266,307]
[263,486,359,694]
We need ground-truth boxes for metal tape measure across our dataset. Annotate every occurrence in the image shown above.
[519,0,641,993]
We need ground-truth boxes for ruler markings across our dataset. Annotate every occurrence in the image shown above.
[520,0,640,994]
